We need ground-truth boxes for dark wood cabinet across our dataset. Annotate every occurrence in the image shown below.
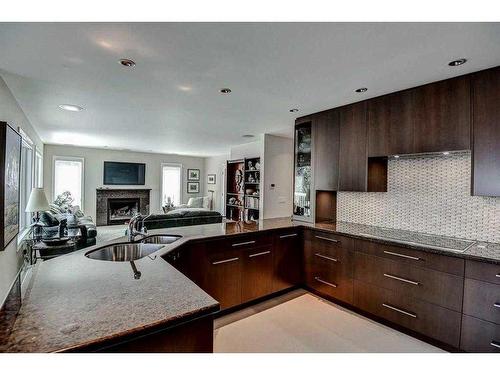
[338,102,368,191]
[354,279,462,347]
[272,231,303,292]
[241,245,274,303]
[465,259,500,285]
[460,315,500,353]
[471,66,500,196]
[463,278,500,324]
[368,90,414,157]
[313,110,340,190]
[412,75,471,153]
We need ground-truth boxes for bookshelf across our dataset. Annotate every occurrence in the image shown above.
[226,157,260,221]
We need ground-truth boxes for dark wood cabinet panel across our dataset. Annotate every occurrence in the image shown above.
[314,110,340,190]
[472,66,500,196]
[241,245,274,303]
[412,75,471,153]
[460,315,500,352]
[338,102,368,191]
[272,231,303,292]
[202,247,242,310]
[354,280,462,347]
[354,239,465,276]
[353,252,463,311]
[465,260,500,285]
[463,278,500,324]
[368,90,414,157]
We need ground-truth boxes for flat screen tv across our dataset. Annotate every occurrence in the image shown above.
[103,161,146,185]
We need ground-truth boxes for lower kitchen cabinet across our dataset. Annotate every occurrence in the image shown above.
[354,280,462,347]
[461,315,500,353]
[272,231,303,292]
[241,245,274,302]
[304,230,355,304]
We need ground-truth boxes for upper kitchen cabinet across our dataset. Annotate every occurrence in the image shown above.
[313,110,340,191]
[471,66,500,197]
[338,102,368,191]
[368,90,414,157]
[412,75,471,153]
[293,118,313,220]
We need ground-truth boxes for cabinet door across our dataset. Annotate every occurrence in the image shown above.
[412,75,471,153]
[241,245,274,303]
[203,247,242,310]
[339,102,368,191]
[472,67,500,196]
[272,231,303,292]
[368,90,414,156]
[314,110,340,190]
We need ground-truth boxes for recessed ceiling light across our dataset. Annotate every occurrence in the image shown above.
[443,151,450,155]
[242,134,255,138]
[448,58,467,67]
[119,59,136,68]
[58,104,84,112]
[355,87,368,93]
[289,108,299,113]
[220,88,232,94]
[177,85,192,92]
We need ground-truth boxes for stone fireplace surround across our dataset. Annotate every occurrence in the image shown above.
[96,188,151,226]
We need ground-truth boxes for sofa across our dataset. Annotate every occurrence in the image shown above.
[142,208,223,230]
[39,205,97,249]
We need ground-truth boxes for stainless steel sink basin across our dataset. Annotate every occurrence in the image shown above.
[85,243,163,262]
[141,234,181,245]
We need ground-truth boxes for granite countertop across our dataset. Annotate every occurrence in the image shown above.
[2,217,499,353]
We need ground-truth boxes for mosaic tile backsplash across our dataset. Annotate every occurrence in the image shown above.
[337,152,500,243]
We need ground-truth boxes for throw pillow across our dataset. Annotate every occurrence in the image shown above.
[187,197,204,208]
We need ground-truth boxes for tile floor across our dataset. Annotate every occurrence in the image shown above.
[214,290,445,353]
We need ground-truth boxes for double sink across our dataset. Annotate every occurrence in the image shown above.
[85,234,181,262]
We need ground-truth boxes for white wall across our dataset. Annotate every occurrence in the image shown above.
[0,74,44,305]
[229,137,263,160]
[204,154,230,213]
[43,145,205,221]
[262,134,293,219]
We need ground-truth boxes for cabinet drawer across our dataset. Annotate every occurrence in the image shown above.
[225,233,272,250]
[463,278,500,324]
[304,230,355,252]
[354,280,461,347]
[461,315,500,352]
[354,252,463,311]
[465,260,500,285]
[354,239,464,276]
[306,268,353,304]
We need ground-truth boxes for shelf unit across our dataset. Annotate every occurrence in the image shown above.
[226,157,260,221]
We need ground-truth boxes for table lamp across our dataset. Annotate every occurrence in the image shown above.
[25,188,50,242]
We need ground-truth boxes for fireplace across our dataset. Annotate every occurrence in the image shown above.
[107,198,140,225]
[96,189,151,226]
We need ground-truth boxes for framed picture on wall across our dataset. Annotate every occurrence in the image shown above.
[1,122,22,250]
[207,174,216,184]
[187,169,200,181]
[187,182,200,194]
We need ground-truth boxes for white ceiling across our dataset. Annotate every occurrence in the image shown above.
[1,23,500,156]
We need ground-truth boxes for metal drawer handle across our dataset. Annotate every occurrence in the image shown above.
[315,235,339,243]
[314,276,337,288]
[491,341,500,350]
[232,240,256,247]
[249,250,271,258]
[382,303,417,318]
[280,233,298,239]
[212,257,239,265]
[494,303,500,308]
[496,274,500,278]
[384,273,420,286]
[315,253,338,262]
[383,250,421,261]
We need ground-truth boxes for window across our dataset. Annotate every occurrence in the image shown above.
[161,164,182,207]
[53,157,84,209]
[19,137,34,232]
[35,150,43,188]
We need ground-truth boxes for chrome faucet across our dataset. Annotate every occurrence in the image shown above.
[128,213,152,241]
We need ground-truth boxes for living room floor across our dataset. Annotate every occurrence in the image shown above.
[214,289,444,353]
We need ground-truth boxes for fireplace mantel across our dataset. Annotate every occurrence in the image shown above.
[96,189,151,226]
